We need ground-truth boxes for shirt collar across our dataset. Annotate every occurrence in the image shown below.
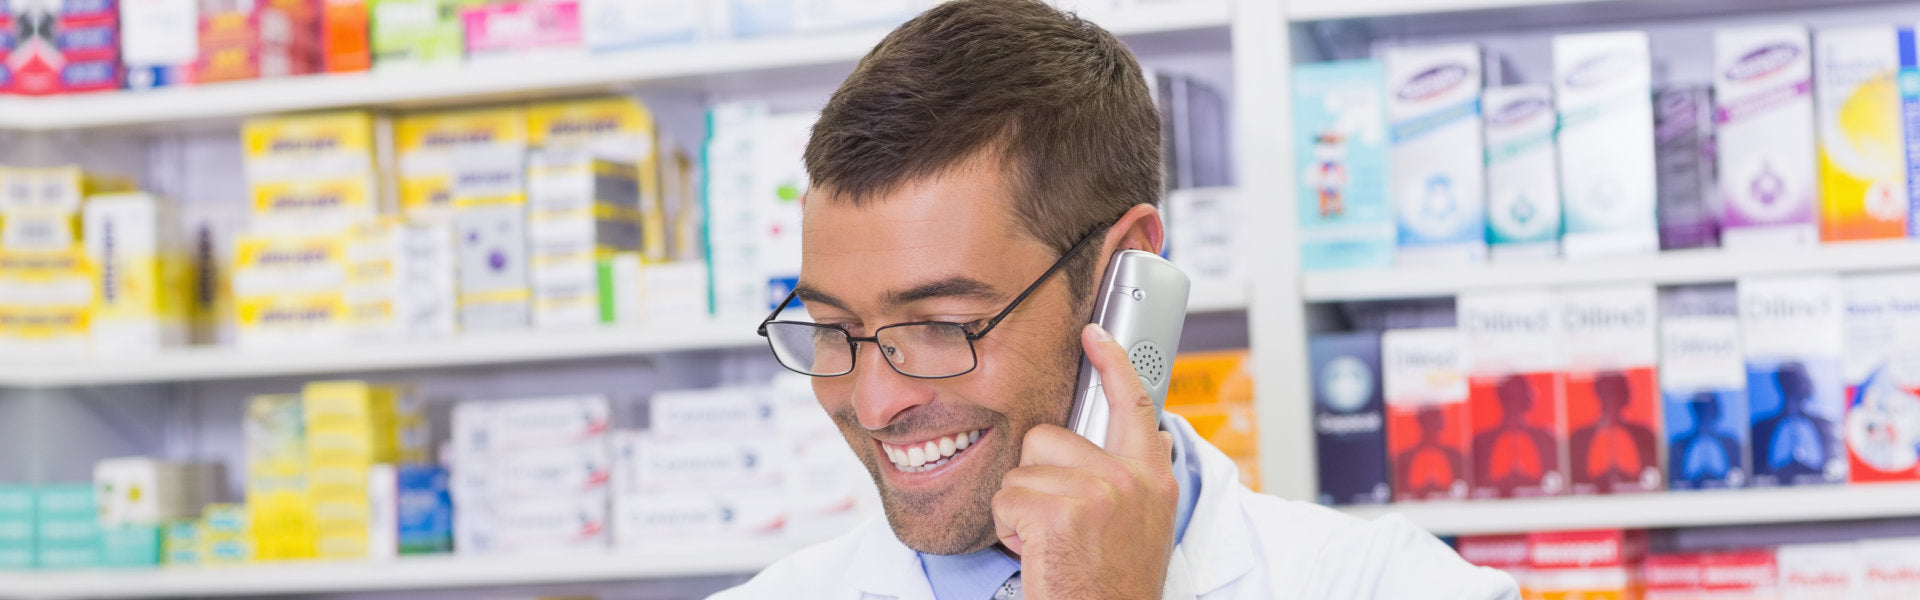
[917,415,1206,600]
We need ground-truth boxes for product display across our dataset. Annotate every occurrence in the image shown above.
[1383,327,1470,502]
[1290,60,1395,271]
[1165,350,1262,492]
[1554,30,1658,259]
[1814,25,1910,242]
[1461,290,1565,499]
[1716,25,1819,249]
[1309,333,1389,505]
[1383,43,1487,265]
[1483,83,1562,262]
[1739,275,1848,487]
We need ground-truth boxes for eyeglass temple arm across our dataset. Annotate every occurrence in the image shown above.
[968,229,1104,340]
[757,288,802,335]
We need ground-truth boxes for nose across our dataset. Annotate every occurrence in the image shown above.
[850,340,936,431]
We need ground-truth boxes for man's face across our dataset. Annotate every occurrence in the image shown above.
[798,153,1087,555]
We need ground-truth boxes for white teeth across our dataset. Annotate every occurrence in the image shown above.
[907,446,926,467]
[883,429,986,472]
[970,430,980,443]
[923,441,940,459]
[955,432,970,451]
[939,436,956,457]
[886,446,903,464]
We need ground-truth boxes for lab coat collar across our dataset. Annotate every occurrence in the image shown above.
[846,514,938,599]
[1164,412,1257,596]
[842,414,1254,599]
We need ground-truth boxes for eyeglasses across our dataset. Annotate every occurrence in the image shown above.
[757,229,1101,379]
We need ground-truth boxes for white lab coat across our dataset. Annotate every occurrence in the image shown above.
[712,415,1519,600]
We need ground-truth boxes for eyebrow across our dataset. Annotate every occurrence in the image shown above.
[794,276,1005,314]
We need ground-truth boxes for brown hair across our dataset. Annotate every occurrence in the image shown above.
[803,0,1162,299]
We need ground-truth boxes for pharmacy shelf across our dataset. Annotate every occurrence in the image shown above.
[1337,482,1920,536]
[0,320,766,389]
[1286,0,1595,20]
[0,0,1230,132]
[1189,279,1251,313]
[1300,239,1920,302]
[0,542,806,600]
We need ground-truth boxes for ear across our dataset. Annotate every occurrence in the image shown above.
[1103,203,1166,255]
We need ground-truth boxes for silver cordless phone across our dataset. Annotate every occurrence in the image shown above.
[1066,249,1192,448]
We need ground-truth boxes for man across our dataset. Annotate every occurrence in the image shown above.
[715,1,1519,598]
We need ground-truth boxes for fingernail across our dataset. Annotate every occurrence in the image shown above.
[1087,323,1110,342]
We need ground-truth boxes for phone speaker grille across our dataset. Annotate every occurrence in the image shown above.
[1129,342,1168,388]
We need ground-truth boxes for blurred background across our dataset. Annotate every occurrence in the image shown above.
[0,0,1917,598]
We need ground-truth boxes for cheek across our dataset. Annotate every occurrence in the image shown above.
[814,377,854,416]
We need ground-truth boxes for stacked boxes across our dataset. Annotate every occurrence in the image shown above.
[1382,44,1487,265]
[1552,31,1658,258]
[1456,535,1531,598]
[1166,350,1264,493]
[1715,26,1819,249]
[245,393,313,560]
[84,193,190,354]
[701,103,811,314]
[0,167,127,357]
[615,388,784,549]
[236,111,389,348]
[394,107,526,221]
[460,0,582,64]
[1777,542,1862,599]
[34,485,101,569]
[371,0,477,70]
[0,486,31,568]
[119,0,197,89]
[302,380,402,559]
[580,0,704,52]
[193,0,321,83]
[346,219,456,339]
[93,457,220,566]
[1526,529,1647,598]
[1290,60,1395,271]
[5,0,122,95]
[451,395,612,554]
[525,155,642,329]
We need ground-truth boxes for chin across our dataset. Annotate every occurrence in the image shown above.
[858,442,1005,555]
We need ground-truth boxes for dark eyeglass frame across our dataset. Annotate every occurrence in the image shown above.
[756,228,1103,379]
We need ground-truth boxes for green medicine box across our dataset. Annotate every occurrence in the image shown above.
[101,525,162,568]
[35,518,100,545]
[0,545,33,569]
[36,544,102,570]
[0,486,32,519]
[35,485,96,518]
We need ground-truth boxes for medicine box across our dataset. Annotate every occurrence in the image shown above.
[1659,287,1751,491]
[118,0,196,85]
[619,433,782,493]
[1553,30,1658,258]
[1382,44,1487,265]
[526,155,643,329]
[1164,351,1262,490]
[526,97,659,165]
[580,0,703,51]
[1715,25,1819,249]
[1525,529,1647,599]
[1290,60,1395,271]
[1456,535,1530,595]
[1483,84,1563,262]
[1701,549,1779,599]
[1382,328,1471,501]
[453,203,531,331]
[1841,272,1920,483]
[1643,552,1704,600]
[452,395,611,453]
[451,494,609,555]
[612,487,786,549]
[647,386,779,438]
[394,107,527,220]
[1557,285,1662,495]
[1653,86,1720,250]
[1902,28,1920,238]
[84,193,189,354]
[396,465,451,554]
[1309,332,1389,505]
[451,442,613,499]
[1460,290,1566,498]
[1738,275,1847,487]
[1861,537,1920,599]
[1777,542,1861,599]
[100,524,161,567]
[1815,25,1909,241]
[371,0,474,70]
[192,1,320,83]
[0,248,95,358]
[460,0,582,63]
[323,0,371,73]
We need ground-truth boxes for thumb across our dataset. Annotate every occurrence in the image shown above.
[1081,323,1161,459]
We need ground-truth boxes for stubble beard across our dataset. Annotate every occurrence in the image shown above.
[841,325,1085,555]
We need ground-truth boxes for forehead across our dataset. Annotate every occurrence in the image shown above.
[799,158,1041,311]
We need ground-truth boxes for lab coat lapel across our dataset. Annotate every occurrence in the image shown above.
[845,516,938,600]
[1164,414,1257,597]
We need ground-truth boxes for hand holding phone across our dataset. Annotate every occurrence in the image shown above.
[1067,249,1192,447]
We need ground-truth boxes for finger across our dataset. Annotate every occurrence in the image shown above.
[1018,424,1106,469]
[993,486,1061,557]
[1081,323,1162,460]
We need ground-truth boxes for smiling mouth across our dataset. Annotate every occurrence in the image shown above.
[879,429,985,473]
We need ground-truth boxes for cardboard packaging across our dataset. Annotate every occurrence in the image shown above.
[460,0,582,63]
[1164,350,1262,491]
[1660,285,1751,490]
[370,0,474,70]
[322,0,370,72]
[1701,549,1779,599]
[1383,328,1471,501]
[84,193,190,355]
[1461,290,1566,498]
[1715,25,1819,249]
[1862,537,1920,600]
[1527,529,1647,599]
[1841,272,1920,483]
[1382,44,1487,265]
[1901,28,1920,238]
[4,0,123,95]
[1457,535,1531,596]
[1654,86,1721,250]
[581,0,704,51]
[394,107,527,220]
[1558,284,1663,495]
[1553,30,1659,258]
[119,0,197,89]
[1309,332,1390,505]
[1738,275,1848,486]
[1290,60,1395,271]
[1815,25,1910,241]
[452,395,611,453]
[1643,552,1706,600]
[1483,84,1563,262]
[1778,542,1862,600]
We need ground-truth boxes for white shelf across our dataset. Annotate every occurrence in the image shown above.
[0,320,765,388]
[1337,482,1920,536]
[1189,279,1250,313]
[1301,240,1920,302]
[0,0,1231,131]
[0,542,805,600]
[1287,0,1594,21]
